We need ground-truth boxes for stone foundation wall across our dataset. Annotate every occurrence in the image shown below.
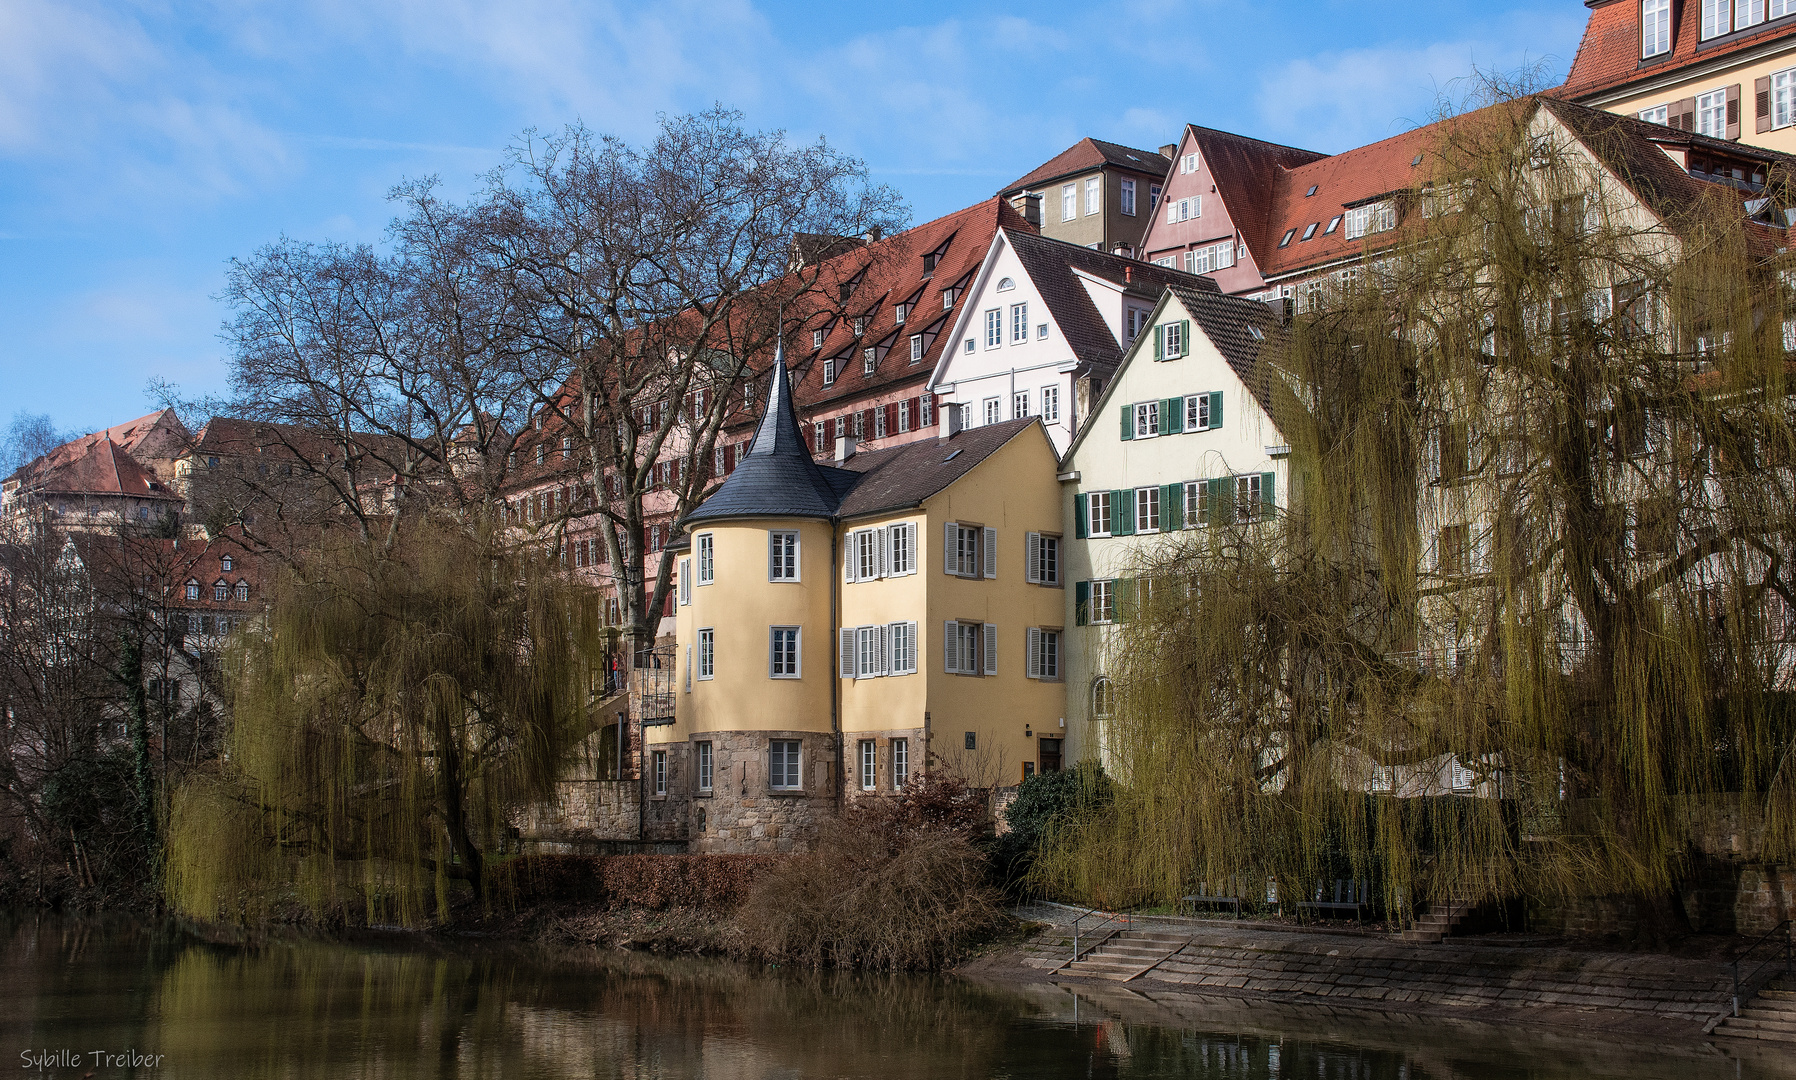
[514,779,640,843]
[685,729,839,854]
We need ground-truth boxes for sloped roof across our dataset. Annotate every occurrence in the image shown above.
[16,437,183,501]
[681,348,853,525]
[1184,126,1328,262]
[835,418,1042,519]
[1001,138,1172,195]
[1166,284,1279,391]
[1559,0,1796,101]
[5,408,187,486]
[1004,228,1218,368]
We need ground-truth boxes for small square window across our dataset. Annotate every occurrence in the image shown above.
[812,328,825,349]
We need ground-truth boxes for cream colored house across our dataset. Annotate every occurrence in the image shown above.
[653,346,1065,852]
[1058,284,1288,768]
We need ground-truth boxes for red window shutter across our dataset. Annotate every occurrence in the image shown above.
[1727,84,1741,141]
[1674,97,1696,131]
[1757,77,1773,133]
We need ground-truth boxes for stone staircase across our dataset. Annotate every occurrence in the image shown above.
[1712,978,1796,1045]
[1398,899,1474,943]
[1056,930,1191,982]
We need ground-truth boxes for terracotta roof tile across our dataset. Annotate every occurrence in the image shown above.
[1001,138,1172,194]
[1560,0,1796,102]
[1183,126,1328,267]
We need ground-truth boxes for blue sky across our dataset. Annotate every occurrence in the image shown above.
[0,0,1586,437]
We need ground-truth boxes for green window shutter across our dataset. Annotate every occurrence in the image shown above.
[1075,581,1090,626]
[1113,490,1135,535]
[1163,398,1183,433]
[1180,320,1192,355]
[1208,477,1230,525]
[1164,484,1183,527]
[1153,326,1164,361]
[1074,493,1089,538]
[1262,472,1277,519]
[1209,391,1223,429]
[1116,577,1138,622]
[1120,405,1134,441]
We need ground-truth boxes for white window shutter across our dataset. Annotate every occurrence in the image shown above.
[983,527,997,578]
[1025,532,1041,583]
[944,521,958,575]
[944,620,960,673]
[845,533,857,583]
[875,624,888,675]
[679,559,691,605]
[877,525,890,578]
[841,628,856,678]
[983,624,998,675]
[905,621,918,672]
[685,647,693,692]
[1026,627,1042,678]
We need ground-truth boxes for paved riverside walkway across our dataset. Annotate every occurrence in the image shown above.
[993,902,1737,1030]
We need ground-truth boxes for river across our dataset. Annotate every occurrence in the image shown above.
[1,911,1787,1079]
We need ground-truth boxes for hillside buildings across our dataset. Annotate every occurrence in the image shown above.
[999,138,1172,256]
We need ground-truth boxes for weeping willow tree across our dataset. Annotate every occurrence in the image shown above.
[165,520,606,925]
[1039,92,1796,916]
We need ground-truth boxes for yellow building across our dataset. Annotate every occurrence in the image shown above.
[1562,1,1796,156]
[652,347,1065,852]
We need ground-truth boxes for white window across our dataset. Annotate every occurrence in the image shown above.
[852,625,888,678]
[1041,385,1060,422]
[769,530,800,581]
[814,421,826,448]
[853,315,867,336]
[1091,580,1115,624]
[1084,176,1100,216]
[1011,302,1028,343]
[944,288,956,310]
[1162,321,1185,359]
[1126,308,1147,342]
[1026,628,1061,680]
[713,445,726,475]
[1642,0,1672,56]
[943,620,996,675]
[536,445,545,465]
[1185,392,1219,431]
[984,308,1002,348]
[1182,152,1200,173]
[897,401,911,433]
[874,406,887,439]
[1451,756,1476,793]
[854,528,881,581]
[770,626,801,678]
[892,738,909,789]
[1036,322,1048,339]
[1639,103,1669,125]
[860,740,877,790]
[1120,178,1136,216]
[220,555,233,572]
[921,395,933,427]
[1088,491,1112,537]
[1149,183,1162,211]
[944,521,994,578]
[1343,201,1396,239]
[1183,481,1207,527]
[653,751,667,795]
[1236,473,1265,521]
[909,334,924,363]
[214,581,227,602]
[234,582,249,602]
[698,628,715,680]
[813,328,825,349]
[888,621,918,674]
[1776,67,1796,128]
[770,740,801,790]
[823,359,837,385]
[964,338,975,353]
[863,347,876,375]
[984,397,1001,425]
[1135,486,1160,532]
[1166,196,1200,223]
[895,302,908,325]
[1061,183,1076,221]
[1013,391,1029,419]
[697,741,713,792]
[1696,86,1729,137]
[1026,532,1060,585]
[1134,400,1161,438]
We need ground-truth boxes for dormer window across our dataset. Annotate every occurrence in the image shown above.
[854,315,868,336]
[1699,0,1766,42]
[562,436,572,458]
[235,581,249,602]
[214,580,228,602]
[535,445,545,466]
[220,555,233,572]
[1343,201,1396,239]
[1643,0,1671,56]
[895,302,908,325]
[823,359,838,385]
[812,328,825,349]
[943,287,957,310]
[185,579,199,601]
[863,347,876,375]
[922,252,938,274]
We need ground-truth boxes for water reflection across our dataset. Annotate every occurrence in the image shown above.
[0,911,1787,1079]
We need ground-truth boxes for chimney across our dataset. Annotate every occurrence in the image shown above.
[1159,143,1177,160]
[938,403,965,442]
[835,434,859,462]
[1010,191,1043,227]
[1124,265,1132,284]
[862,226,884,243]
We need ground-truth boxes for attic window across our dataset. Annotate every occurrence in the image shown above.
[1301,222,1318,241]
[1305,185,1318,197]
[1325,215,1342,234]
[1248,325,1266,341]
[1411,153,1423,166]
[996,277,1016,292]
[943,449,963,462]
[221,555,233,571]
[1278,229,1296,247]
[813,328,825,349]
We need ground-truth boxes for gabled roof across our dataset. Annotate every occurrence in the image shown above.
[5,408,188,486]
[13,436,183,501]
[1004,229,1218,367]
[1182,125,1328,262]
[1001,138,1172,195]
[835,418,1042,520]
[1559,0,1796,102]
[681,347,855,525]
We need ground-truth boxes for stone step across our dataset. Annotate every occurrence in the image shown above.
[1715,1018,1796,1043]
[1743,1000,1796,1016]
[1736,1010,1796,1032]
[1760,989,1796,1002]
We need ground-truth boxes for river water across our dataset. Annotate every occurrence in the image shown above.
[1,911,1787,1079]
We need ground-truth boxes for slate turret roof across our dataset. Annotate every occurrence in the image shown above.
[681,343,859,526]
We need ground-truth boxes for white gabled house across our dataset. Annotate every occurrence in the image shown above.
[927,228,1217,455]
[1058,283,1288,767]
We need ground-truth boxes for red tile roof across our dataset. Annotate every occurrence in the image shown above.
[1181,125,1328,274]
[6,408,187,485]
[1001,138,1172,194]
[1560,0,1796,101]
[16,436,183,501]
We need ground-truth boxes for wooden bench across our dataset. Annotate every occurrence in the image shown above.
[1295,879,1372,920]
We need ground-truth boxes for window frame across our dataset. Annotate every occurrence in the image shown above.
[909,334,924,363]
[770,625,802,678]
[769,739,802,791]
[1135,486,1161,533]
[653,750,668,796]
[1013,390,1029,419]
[860,739,877,791]
[892,738,909,789]
[1642,0,1672,56]
[697,741,714,793]
[1120,177,1136,216]
[1091,579,1116,624]
[697,627,715,680]
[1041,385,1060,422]
[984,308,1003,349]
[1010,302,1028,344]
[1084,175,1101,216]
[768,530,801,582]
[1061,183,1076,221]
[1088,491,1113,538]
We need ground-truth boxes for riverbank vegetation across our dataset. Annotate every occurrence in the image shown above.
[1034,87,1796,920]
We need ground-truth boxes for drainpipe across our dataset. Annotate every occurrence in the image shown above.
[831,517,844,811]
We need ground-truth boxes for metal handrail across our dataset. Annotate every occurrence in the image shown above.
[1729,919,1792,1018]
[1069,906,1132,964]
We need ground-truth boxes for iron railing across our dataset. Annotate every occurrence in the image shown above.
[1069,906,1132,964]
[1729,919,1792,1018]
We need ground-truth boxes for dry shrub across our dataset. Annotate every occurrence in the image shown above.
[498,853,780,909]
[734,779,1004,969]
